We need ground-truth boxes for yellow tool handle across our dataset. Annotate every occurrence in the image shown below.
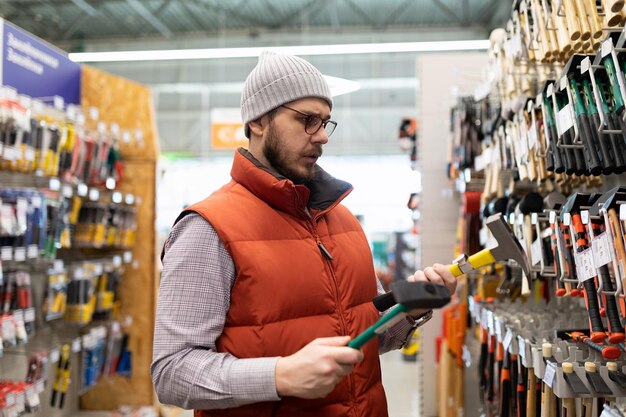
[449,249,497,277]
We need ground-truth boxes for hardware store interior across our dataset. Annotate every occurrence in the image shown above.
[5,0,626,416]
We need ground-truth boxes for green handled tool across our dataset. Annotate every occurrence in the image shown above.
[348,280,450,349]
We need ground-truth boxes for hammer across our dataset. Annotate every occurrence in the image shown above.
[373,212,532,313]
[348,280,450,349]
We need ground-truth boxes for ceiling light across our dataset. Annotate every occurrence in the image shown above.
[69,40,489,63]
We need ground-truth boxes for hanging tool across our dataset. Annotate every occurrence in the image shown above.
[349,281,450,349]
[50,343,71,409]
[585,361,613,395]
[567,332,621,359]
[561,362,581,417]
[606,362,626,388]
[541,343,556,417]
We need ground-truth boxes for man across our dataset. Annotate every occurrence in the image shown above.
[152,50,456,417]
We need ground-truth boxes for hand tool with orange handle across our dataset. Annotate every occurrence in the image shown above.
[567,331,621,359]
[373,213,531,312]
[562,193,606,343]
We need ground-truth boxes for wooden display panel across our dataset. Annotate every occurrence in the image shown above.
[79,65,159,409]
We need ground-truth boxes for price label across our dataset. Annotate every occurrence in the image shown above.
[621,204,626,221]
[528,122,538,149]
[544,362,557,388]
[495,317,503,341]
[72,338,81,353]
[27,245,38,259]
[531,238,543,266]
[49,348,60,363]
[6,392,14,406]
[575,248,596,282]
[481,309,489,328]
[62,185,73,198]
[113,256,122,267]
[49,177,61,191]
[602,39,613,58]
[89,107,99,121]
[53,95,64,110]
[13,247,25,262]
[488,311,495,334]
[1,246,13,261]
[77,183,88,197]
[123,251,133,263]
[23,308,35,323]
[89,188,100,201]
[24,148,35,162]
[462,345,472,368]
[503,329,514,351]
[592,232,613,268]
[479,227,488,246]
[122,131,131,143]
[581,57,591,74]
[557,105,575,136]
[581,211,589,225]
[518,336,526,361]
[36,380,44,393]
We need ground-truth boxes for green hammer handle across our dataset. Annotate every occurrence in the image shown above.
[348,304,409,349]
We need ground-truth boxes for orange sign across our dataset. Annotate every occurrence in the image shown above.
[211,122,247,150]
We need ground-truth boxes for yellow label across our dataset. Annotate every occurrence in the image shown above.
[107,227,117,246]
[69,197,82,224]
[94,224,106,246]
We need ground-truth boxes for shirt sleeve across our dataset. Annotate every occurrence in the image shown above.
[151,213,281,410]
[375,278,418,354]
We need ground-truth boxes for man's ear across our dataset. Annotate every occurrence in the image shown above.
[248,117,266,138]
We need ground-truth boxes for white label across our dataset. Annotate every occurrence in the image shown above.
[123,251,132,263]
[528,121,538,149]
[1,246,13,261]
[503,329,514,351]
[23,308,35,323]
[563,213,571,226]
[122,131,131,143]
[72,338,81,352]
[531,238,543,266]
[125,194,135,205]
[531,213,538,225]
[557,105,575,136]
[89,107,99,121]
[581,58,591,74]
[544,362,557,387]
[49,178,61,191]
[518,337,526,361]
[53,95,64,110]
[13,247,25,262]
[24,148,35,162]
[36,380,44,393]
[488,311,495,334]
[509,213,516,225]
[106,178,117,190]
[518,213,525,225]
[621,204,626,221]
[480,227,488,246]
[111,123,120,135]
[112,192,123,204]
[27,245,38,259]
[592,232,613,268]
[549,211,557,225]
[113,255,122,267]
[495,317,503,341]
[98,121,106,134]
[49,348,60,363]
[62,185,73,198]
[89,188,100,201]
[575,248,596,282]
[77,183,88,197]
[581,211,589,225]
[6,392,14,406]
[602,39,612,58]
[481,309,489,328]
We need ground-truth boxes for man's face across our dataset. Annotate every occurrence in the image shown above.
[261,98,331,184]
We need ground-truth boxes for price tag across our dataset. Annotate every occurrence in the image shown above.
[66,105,77,121]
[544,362,557,387]
[602,39,613,58]
[36,380,44,393]
[112,192,123,204]
[53,95,64,110]
[122,131,131,143]
[89,188,100,201]
[528,122,538,149]
[581,57,590,74]
[509,214,516,225]
[531,238,543,266]
[495,317,503,341]
[621,204,626,221]
[111,123,120,136]
[77,183,88,197]
[518,336,526,361]
[518,213,524,225]
[592,232,613,268]
[89,107,99,121]
[503,329,514,351]
[125,194,135,205]
[27,245,38,259]
[14,247,25,262]
[462,344,472,368]
[113,255,122,267]
[563,213,571,226]
[549,211,557,225]
[97,121,107,134]
[62,185,73,198]
[581,211,589,225]
[72,338,81,353]
[488,311,495,334]
[557,105,575,136]
[1,246,13,261]
[575,248,596,282]
[106,177,116,190]
[23,308,35,323]
[481,309,489,328]
[480,227,488,246]
[49,348,60,363]
[49,177,61,191]
[531,213,538,225]
[24,148,35,162]
[123,251,133,263]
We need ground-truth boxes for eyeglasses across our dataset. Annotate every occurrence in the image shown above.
[280,105,337,137]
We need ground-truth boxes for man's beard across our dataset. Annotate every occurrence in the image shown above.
[263,123,317,185]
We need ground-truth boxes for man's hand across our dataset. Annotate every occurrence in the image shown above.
[275,336,363,399]
[406,263,456,316]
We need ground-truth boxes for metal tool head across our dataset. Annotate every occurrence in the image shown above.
[389,280,451,310]
[590,187,626,215]
[560,193,591,220]
[485,212,531,279]
[543,191,567,210]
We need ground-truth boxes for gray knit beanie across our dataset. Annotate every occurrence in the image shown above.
[241,50,333,138]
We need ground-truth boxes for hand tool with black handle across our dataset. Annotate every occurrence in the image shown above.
[349,280,449,349]
[542,92,565,174]
[516,352,526,417]
[602,53,626,167]
[500,349,512,417]
[562,361,590,396]
[50,344,71,408]
[569,76,603,175]
[568,332,621,359]
[581,78,617,174]
[596,77,626,172]
[562,193,606,342]
[561,362,580,417]
[373,213,532,313]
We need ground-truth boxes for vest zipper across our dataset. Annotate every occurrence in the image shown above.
[317,241,333,260]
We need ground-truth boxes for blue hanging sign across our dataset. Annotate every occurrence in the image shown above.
[0,19,81,105]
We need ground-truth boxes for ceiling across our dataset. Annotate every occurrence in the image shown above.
[0,0,510,49]
[0,0,510,157]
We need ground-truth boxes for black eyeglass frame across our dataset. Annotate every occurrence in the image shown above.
[280,105,337,137]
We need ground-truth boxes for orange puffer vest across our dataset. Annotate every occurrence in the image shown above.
[179,149,387,417]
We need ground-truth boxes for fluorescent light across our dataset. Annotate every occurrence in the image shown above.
[69,40,489,63]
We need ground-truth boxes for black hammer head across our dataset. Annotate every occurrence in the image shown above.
[390,280,451,310]
[485,212,531,279]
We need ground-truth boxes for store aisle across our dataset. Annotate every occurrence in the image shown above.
[177,352,420,417]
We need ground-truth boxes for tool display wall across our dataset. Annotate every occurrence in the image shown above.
[0,86,141,417]
[444,1,626,416]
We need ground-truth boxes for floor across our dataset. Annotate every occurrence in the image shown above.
[175,351,421,417]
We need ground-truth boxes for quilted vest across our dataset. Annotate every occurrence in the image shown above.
[176,149,388,417]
